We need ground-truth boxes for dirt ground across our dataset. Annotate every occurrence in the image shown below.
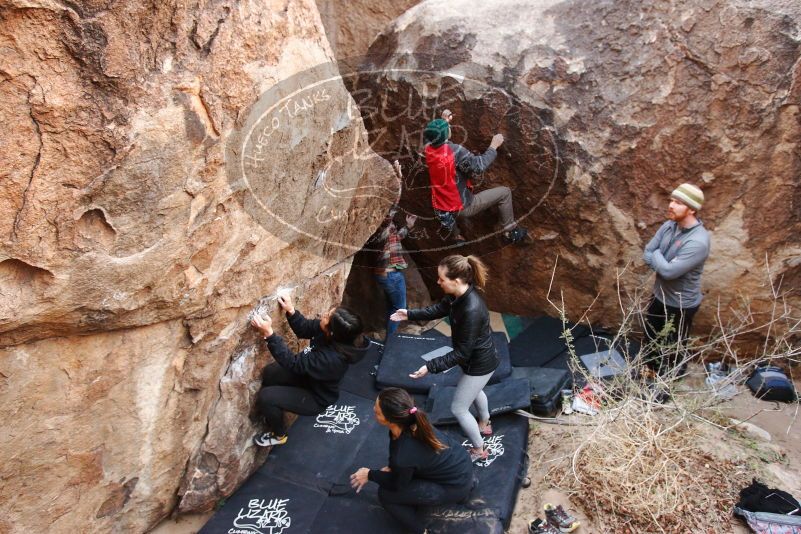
[150,364,800,534]
[508,368,801,534]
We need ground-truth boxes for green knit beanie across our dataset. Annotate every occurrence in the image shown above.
[424,118,450,147]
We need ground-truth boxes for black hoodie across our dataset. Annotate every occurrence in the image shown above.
[264,310,368,406]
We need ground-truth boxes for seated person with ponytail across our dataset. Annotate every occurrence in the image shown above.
[250,294,367,447]
[350,388,474,534]
[391,254,498,462]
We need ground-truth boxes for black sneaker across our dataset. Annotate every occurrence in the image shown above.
[253,432,287,447]
[503,226,529,245]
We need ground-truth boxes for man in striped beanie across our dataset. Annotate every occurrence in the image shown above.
[642,183,711,376]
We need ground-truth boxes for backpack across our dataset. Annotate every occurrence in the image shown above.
[746,366,797,402]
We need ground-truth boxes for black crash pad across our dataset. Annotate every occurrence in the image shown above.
[201,358,529,534]
[259,391,380,490]
[376,332,512,393]
[425,377,532,426]
[509,316,590,367]
[202,413,528,534]
[338,339,383,400]
[440,413,529,529]
[545,334,641,375]
[199,470,327,534]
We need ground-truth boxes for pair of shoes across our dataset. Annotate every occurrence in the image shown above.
[544,503,580,533]
[253,432,287,447]
[479,421,493,436]
[528,518,560,534]
[503,226,529,245]
[469,445,489,462]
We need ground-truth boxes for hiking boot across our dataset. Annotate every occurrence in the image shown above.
[503,226,529,245]
[544,503,580,533]
[469,445,489,463]
[528,518,560,534]
[253,432,287,447]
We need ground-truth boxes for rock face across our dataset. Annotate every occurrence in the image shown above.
[0,1,393,532]
[351,0,801,333]
[315,0,420,59]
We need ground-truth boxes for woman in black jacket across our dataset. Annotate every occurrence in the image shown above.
[391,255,498,462]
[350,388,473,534]
[250,294,367,447]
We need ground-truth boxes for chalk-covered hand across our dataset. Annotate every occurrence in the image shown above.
[390,309,408,322]
[277,295,295,315]
[490,133,504,149]
[409,365,429,379]
[392,160,403,178]
[441,109,453,122]
[251,314,273,338]
[350,467,370,493]
[405,214,417,228]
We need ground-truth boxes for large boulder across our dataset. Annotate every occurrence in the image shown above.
[0,0,393,532]
[350,0,801,333]
[315,0,421,59]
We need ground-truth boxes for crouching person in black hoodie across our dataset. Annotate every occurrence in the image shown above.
[250,293,367,447]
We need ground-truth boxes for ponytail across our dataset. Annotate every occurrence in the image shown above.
[378,388,446,452]
[439,254,489,290]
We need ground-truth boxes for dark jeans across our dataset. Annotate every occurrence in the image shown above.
[378,480,471,534]
[644,297,699,374]
[256,364,326,436]
[374,270,407,338]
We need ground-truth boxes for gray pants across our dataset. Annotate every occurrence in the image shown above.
[451,371,494,449]
[458,186,515,231]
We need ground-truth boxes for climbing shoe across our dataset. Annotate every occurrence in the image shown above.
[544,503,580,533]
[503,226,529,245]
[469,445,489,463]
[253,432,287,447]
[528,518,560,534]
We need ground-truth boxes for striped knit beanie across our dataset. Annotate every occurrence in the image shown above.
[671,183,704,211]
[424,118,450,148]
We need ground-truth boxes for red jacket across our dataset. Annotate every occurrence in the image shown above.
[425,142,498,212]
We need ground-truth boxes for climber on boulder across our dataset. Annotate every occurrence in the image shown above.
[423,117,527,245]
[250,294,368,447]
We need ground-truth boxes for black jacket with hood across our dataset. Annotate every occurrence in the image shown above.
[264,310,368,406]
[407,286,499,376]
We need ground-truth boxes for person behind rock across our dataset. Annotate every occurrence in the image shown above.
[250,294,367,446]
[370,161,417,340]
[390,254,498,461]
[423,117,527,245]
[349,387,474,534]
[642,183,711,376]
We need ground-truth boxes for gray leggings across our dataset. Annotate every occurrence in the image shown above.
[451,371,494,448]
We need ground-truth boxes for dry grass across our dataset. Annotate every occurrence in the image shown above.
[536,256,800,533]
[546,396,751,533]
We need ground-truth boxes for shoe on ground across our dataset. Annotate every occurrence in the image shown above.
[529,518,561,534]
[544,503,580,533]
[469,445,489,462]
[503,226,529,245]
[253,432,287,447]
